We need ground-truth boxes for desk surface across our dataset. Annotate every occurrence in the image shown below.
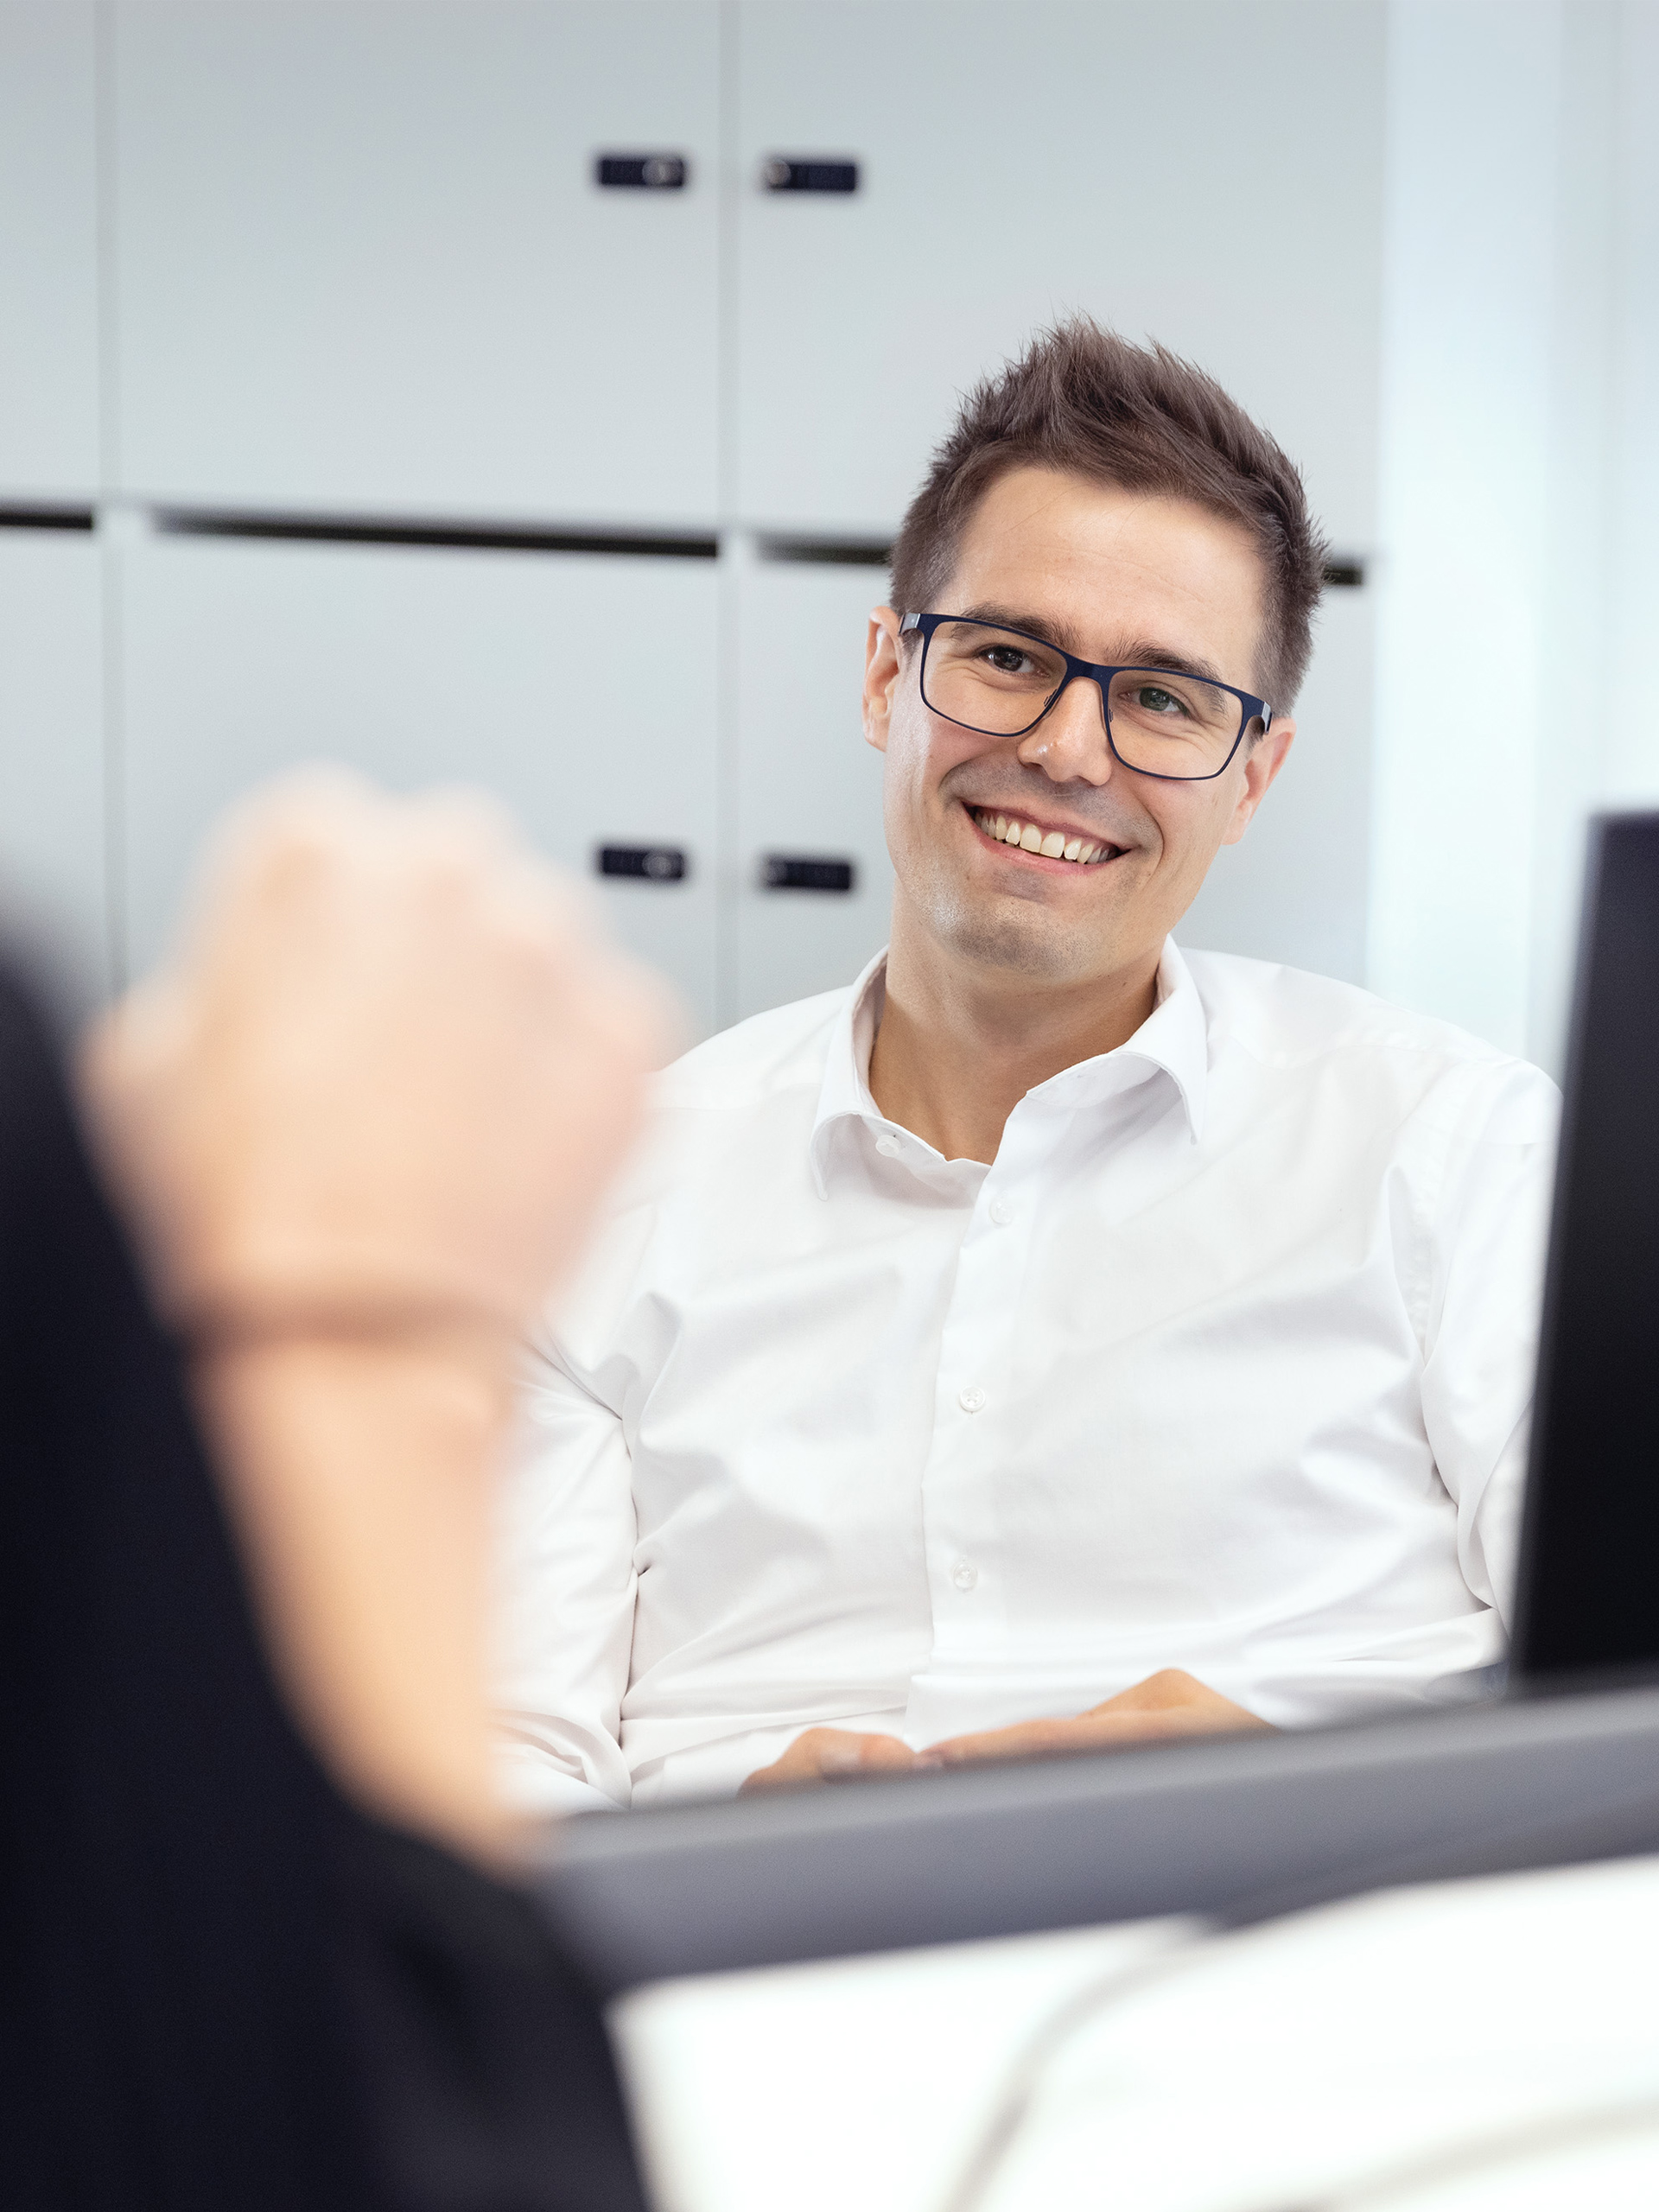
[611,1852,1659,2212]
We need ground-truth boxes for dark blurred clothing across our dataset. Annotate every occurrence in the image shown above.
[0,960,648,2212]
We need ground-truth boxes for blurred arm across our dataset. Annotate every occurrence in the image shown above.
[199,1332,514,1861]
[79,772,669,1866]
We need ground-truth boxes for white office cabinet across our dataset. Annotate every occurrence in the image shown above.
[0,3,99,499]
[0,531,108,983]
[118,535,720,1031]
[734,0,1386,552]
[111,1,721,524]
[734,555,895,1018]
[1179,585,1373,982]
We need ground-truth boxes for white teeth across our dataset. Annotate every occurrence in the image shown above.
[972,807,1114,866]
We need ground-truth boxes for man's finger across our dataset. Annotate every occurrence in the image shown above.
[1082,1671,1272,1730]
[820,1732,917,1780]
[919,1719,1070,1766]
[923,1707,1255,1768]
[740,1726,915,1793]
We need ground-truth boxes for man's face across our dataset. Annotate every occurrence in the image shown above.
[862,467,1294,993]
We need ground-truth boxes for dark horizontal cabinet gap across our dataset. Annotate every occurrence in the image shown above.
[756,532,892,568]
[155,510,718,559]
[597,845,689,882]
[0,503,95,532]
[595,154,688,190]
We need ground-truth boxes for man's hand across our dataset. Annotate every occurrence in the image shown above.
[739,1675,1268,1795]
[919,1670,1271,1768]
[740,1727,918,1793]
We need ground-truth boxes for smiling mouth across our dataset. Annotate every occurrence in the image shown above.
[967,804,1122,868]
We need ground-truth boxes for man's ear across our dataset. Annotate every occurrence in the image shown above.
[1221,715,1294,847]
[862,607,903,754]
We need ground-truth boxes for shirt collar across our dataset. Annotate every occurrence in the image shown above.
[809,941,1209,1195]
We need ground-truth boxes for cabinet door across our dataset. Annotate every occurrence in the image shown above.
[733,554,894,1020]
[0,530,107,987]
[112,0,721,524]
[118,536,719,1033]
[0,2,99,499]
[1179,585,1374,982]
[734,0,1385,552]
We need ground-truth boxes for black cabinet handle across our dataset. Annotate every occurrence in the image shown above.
[595,154,688,190]
[598,844,688,881]
[761,157,859,194]
[762,855,855,893]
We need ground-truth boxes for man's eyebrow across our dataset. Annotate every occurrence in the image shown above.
[953,604,1233,689]
[956,601,1085,655]
[1114,641,1232,688]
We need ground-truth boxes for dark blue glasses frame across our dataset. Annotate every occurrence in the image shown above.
[899,610,1274,783]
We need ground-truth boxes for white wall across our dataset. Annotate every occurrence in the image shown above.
[1371,0,1659,1072]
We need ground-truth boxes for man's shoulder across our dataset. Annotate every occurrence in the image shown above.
[1180,945,1501,1058]
[1179,947,1558,1130]
[655,982,853,1111]
[548,985,859,1340]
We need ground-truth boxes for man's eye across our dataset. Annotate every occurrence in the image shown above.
[983,647,1031,675]
[1135,685,1187,717]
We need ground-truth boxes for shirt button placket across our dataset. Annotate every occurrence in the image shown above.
[915,1155,1041,1667]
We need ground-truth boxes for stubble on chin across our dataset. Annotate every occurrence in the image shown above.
[918,869,1109,984]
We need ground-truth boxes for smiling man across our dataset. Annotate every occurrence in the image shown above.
[494,321,1557,1811]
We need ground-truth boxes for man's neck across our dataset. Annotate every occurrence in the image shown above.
[867,923,1162,1166]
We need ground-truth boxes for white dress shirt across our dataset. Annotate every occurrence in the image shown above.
[493,944,1558,1815]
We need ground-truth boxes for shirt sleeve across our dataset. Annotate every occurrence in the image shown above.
[491,1344,639,1817]
[1419,1059,1561,1625]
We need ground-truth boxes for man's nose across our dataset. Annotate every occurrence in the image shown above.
[1014,676,1112,783]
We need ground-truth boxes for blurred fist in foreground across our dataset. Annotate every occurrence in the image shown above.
[82,770,671,1360]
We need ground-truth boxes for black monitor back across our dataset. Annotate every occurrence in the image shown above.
[1512,812,1659,1683]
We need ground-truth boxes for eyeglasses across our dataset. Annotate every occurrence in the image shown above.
[899,611,1273,783]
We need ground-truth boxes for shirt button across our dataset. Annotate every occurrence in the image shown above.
[951,1560,979,1592]
[874,1135,901,1157]
[988,1197,1014,1225]
[957,1384,986,1414]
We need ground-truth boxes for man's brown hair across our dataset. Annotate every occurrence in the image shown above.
[889,319,1329,709]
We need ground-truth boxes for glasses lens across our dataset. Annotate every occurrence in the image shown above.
[1107,669,1251,779]
[919,620,1068,735]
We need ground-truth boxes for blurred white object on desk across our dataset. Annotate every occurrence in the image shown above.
[611,1851,1659,2212]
